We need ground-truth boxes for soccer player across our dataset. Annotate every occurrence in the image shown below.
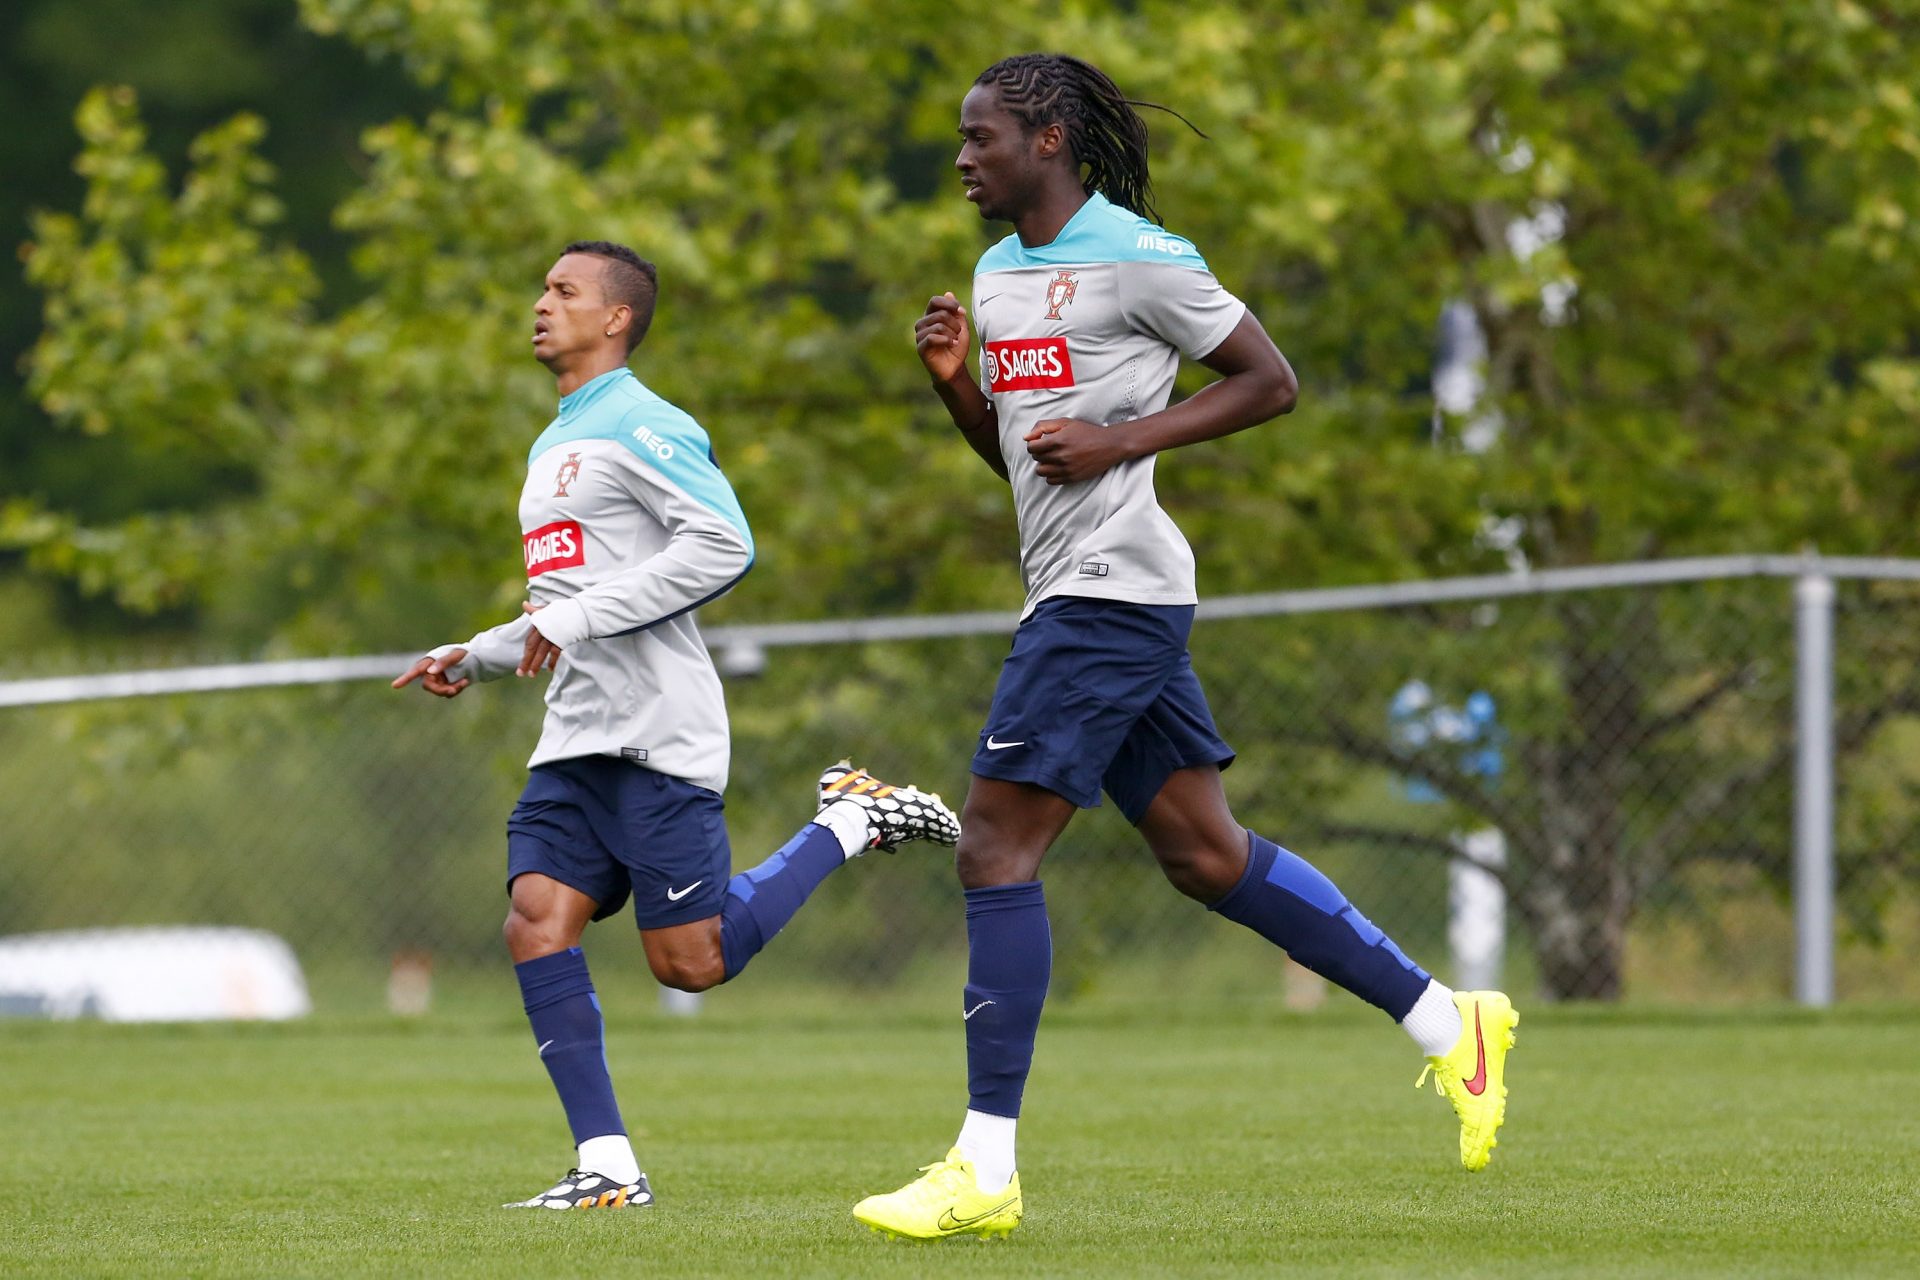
[852,56,1519,1241]
[394,241,961,1211]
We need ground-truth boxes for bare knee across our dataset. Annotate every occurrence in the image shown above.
[1154,836,1249,903]
[954,827,1045,890]
[502,874,595,963]
[503,903,577,963]
[641,921,728,992]
[649,952,725,993]
[953,779,1073,889]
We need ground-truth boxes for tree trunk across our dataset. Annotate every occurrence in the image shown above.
[1510,593,1654,999]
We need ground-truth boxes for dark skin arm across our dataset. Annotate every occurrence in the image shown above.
[914,292,1008,480]
[1023,310,1298,485]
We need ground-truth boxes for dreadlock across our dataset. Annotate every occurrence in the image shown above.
[974,53,1205,226]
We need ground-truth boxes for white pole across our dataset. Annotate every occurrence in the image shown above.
[1793,574,1836,1006]
[1449,829,1507,991]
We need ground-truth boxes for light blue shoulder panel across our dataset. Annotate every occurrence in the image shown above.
[973,193,1211,273]
[529,382,755,554]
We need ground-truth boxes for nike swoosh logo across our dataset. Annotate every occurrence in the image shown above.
[985,737,1025,751]
[1463,1004,1488,1096]
[938,1197,1018,1231]
[977,293,1003,306]
[963,1000,996,1020]
[666,880,704,901]
[536,1039,554,1055]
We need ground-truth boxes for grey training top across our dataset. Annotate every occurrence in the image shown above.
[971,193,1247,617]
[433,368,753,794]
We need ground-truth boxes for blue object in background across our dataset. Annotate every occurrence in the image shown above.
[1389,680,1504,802]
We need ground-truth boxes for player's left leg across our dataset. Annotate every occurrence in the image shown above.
[628,764,960,993]
[1135,764,1440,1018]
[1116,675,1517,1171]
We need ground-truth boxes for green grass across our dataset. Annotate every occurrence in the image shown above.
[4,993,1917,1278]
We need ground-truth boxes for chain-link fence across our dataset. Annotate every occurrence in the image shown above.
[4,558,1918,1012]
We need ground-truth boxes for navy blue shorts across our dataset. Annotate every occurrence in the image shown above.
[970,597,1235,824]
[505,755,732,930]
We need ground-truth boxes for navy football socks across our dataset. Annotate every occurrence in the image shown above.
[515,946,625,1145]
[718,823,846,980]
[962,881,1052,1118]
[1210,831,1430,1020]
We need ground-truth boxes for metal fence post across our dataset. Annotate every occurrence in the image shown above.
[1793,573,1836,1006]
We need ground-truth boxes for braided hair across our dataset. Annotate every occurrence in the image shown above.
[974,53,1204,226]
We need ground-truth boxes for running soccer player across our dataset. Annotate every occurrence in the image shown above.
[394,241,960,1211]
[852,56,1519,1241]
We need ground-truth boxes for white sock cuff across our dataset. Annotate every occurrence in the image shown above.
[814,801,874,858]
[1401,979,1464,1058]
[956,1108,1018,1194]
[576,1133,640,1185]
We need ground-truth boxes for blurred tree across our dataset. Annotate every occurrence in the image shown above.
[0,0,428,646]
[13,0,1920,995]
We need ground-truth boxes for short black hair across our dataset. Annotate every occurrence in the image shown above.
[562,240,658,354]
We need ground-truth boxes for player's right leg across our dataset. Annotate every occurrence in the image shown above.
[500,760,652,1209]
[852,774,1067,1241]
[856,599,1178,1240]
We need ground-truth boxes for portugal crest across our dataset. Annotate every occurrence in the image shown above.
[1043,269,1079,320]
[553,451,582,497]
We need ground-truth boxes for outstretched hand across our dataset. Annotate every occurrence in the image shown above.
[1024,417,1131,486]
[392,650,470,698]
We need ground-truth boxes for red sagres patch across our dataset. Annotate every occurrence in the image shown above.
[985,338,1075,392]
[524,520,585,578]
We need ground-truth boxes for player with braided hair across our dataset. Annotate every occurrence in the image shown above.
[851,54,1519,1240]
[970,52,1169,222]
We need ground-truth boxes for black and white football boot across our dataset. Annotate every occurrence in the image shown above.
[503,1168,653,1210]
[816,761,962,853]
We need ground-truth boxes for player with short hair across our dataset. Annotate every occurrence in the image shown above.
[395,240,960,1211]
[852,56,1518,1241]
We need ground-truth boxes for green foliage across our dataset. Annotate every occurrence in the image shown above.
[18,0,1919,645]
[13,1,1920,999]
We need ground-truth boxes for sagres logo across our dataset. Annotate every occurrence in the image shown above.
[985,338,1074,392]
[524,520,585,578]
[1043,268,1078,319]
[553,451,582,497]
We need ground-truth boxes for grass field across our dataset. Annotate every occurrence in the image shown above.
[4,991,1917,1278]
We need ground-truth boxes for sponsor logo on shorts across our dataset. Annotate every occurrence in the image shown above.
[666,880,704,902]
[984,337,1075,392]
[524,520,585,577]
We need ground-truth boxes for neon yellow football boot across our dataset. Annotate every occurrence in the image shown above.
[1416,989,1519,1171]
[853,1149,1022,1241]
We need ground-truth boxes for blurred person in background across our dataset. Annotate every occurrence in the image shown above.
[853,55,1518,1242]
[394,241,960,1211]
